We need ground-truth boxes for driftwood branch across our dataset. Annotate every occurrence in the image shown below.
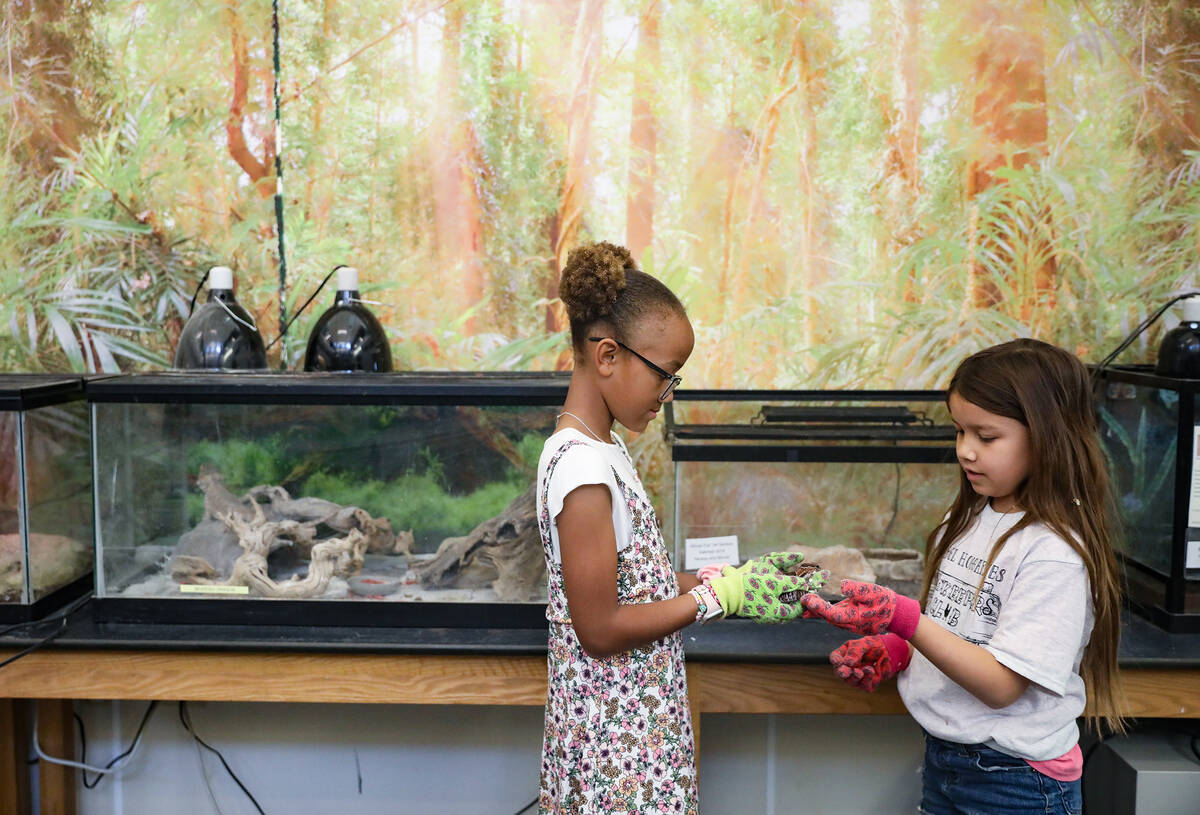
[170,472,403,598]
[414,483,544,601]
[209,502,367,598]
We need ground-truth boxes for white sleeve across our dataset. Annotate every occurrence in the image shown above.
[546,444,619,525]
[984,551,1090,696]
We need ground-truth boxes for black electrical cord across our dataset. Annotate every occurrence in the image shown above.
[185,267,213,318]
[0,595,91,670]
[1090,292,1199,383]
[0,625,66,670]
[271,0,289,368]
[0,593,91,639]
[263,265,342,352]
[73,701,159,789]
[178,701,267,815]
[510,797,538,815]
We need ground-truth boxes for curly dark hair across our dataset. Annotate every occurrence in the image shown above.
[558,241,686,351]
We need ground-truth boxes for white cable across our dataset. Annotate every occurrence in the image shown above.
[31,705,147,775]
[214,296,259,332]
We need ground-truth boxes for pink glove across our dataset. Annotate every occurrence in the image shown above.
[829,634,912,692]
[800,579,921,639]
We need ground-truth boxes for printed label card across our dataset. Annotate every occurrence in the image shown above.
[684,535,740,571]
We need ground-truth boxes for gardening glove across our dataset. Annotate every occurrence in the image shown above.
[724,552,827,590]
[709,562,820,624]
[698,552,824,588]
[737,550,808,576]
[829,634,912,692]
[801,579,921,639]
[742,551,828,599]
[699,551,804,582]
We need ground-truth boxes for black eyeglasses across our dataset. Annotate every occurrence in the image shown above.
[588,337,682,402]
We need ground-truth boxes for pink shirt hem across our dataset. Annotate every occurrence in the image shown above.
[1025,743,1082,781]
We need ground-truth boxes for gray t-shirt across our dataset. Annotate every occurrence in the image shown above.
[897,504,1093,761]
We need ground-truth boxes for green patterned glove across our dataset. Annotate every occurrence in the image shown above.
[724,552,828,601]
[734,551,807,576]
[709,563,819,623]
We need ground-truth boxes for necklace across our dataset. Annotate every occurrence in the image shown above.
[987,503,1016,541]
[556,411,609,443]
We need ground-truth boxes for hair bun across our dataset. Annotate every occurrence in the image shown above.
[558,241,634,325]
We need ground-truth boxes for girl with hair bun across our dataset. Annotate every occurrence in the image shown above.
[535,241,822,814]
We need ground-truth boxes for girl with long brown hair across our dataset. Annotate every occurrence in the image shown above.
[802,338,1124,815]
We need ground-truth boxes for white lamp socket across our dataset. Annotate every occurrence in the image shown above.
[208,266,234,290]
[337,266,359,292]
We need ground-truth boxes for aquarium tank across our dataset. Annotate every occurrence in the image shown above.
[1094,365,1200,632]
[665,389,960,599]
[0,375,93,621]
[87,372,567,627]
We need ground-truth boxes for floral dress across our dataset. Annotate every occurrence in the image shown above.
[537,438,697,815]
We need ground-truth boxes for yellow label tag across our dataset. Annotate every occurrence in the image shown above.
[180,584,250,595]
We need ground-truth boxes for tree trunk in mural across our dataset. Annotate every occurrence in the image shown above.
[965,0,1056,324]
[223,0,276,200]
[546,0,605,340]
[1130,0,1200,168]
[793,4,830,352]
[625,2,660,264]
[306,0,335,235]
[872,0,923,304]
[8,0,93,174]
[685,92,747,325]
[736,44,797,314]
[432,6,486,332]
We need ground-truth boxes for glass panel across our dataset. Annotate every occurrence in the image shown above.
[1096,381,1178,577]
[95,401,554,604]
[669,395,959,596]
[1,410,24,604]
[24,401,93,603]
[674,460,958,596]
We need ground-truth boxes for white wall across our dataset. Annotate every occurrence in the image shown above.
[63,702,926,814]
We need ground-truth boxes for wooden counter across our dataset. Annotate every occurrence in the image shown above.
[5,647,1200,714]
[5,607,1200,814]
[5,648,1200,815]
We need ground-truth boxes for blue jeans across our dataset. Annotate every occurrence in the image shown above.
[920,734,1082,815]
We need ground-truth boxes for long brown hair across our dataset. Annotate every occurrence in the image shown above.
[919,338,1125,733]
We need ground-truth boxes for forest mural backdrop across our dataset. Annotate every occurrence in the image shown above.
[2,0,1198,388]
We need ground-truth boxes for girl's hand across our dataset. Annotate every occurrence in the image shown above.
[800,579,921,639]
[829,634,911,692]
[708,567,812,623]
[729,552,827,589]
[738,550,807,575]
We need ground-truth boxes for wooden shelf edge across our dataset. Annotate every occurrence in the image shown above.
[1,651,1197,717]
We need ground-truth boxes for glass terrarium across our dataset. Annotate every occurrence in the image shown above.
[88,372,567,627]
[1094,365,1200,632]
[665,390,960,598]
[0,375,93,621]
